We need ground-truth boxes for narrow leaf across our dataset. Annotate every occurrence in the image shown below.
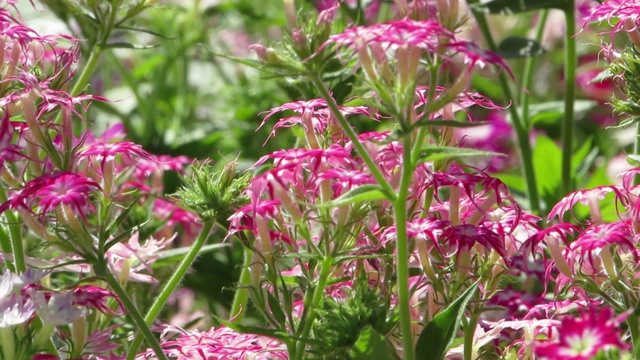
[152,244,229,268]
[415,282,479,360]
[316,185,390,208]
[413,120,491,129]
[350,325,398,360]
[533,135,561,197]
[471,0,565,14]
[103,42,159,50]
[420,146,505,162]
[496,36,545,58]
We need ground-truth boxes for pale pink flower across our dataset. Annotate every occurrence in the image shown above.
[138,325,288,359]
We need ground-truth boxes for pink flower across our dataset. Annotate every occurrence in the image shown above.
[570,221,638,268]
[547,186,626,223]
[324,19,452,53]
[443,41,514,78]
[0,171,100,221]
[138,324,288,359]
[441,224,509,262]
[0,293,35,327]
[534,306,628,359]
[0,111,23,168]
[582,0,640,38]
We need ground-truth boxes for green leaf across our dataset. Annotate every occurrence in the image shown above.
[316,185,390,208]
[350,325,398,360]
[533,135,562,198]
[496,36,545,58]
[413,120,492,129]
[415,282,479,360]
[420,146,505,162]
[471,0,565,14]
[571,137,594,175]
[152,244,229,268]
[213,315,290,341]
[103,42,159,50]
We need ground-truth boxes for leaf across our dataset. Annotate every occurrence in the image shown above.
[316,185,391,208]
[420,146,505,162]
[152,244,229,268]
[350,325,398,360]
[496,36,545,58]
[533,135,562,198]
[212,315,290,341]
[415,282,479,360]
[103,42,159,50]
[413,120,492,129]
[471,0,565,14]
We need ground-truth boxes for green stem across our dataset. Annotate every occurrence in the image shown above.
[98,263,168,360]
[463,312,479,360]
[520,10,549,120]
[635,122,640,186]
[125,220,214,360]
[293,257,333,360]
[229,246,255,322]
[562,0,577,196]
[467,2,541,214]
[0,186,24,273]
[310,75,396,201]
[394,134,416,360]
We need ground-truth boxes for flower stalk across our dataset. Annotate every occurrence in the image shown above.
[125,219,214,360]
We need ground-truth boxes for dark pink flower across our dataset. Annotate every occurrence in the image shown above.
[71,285,123,316]
[441,224,509,262]
[534,306,628,359]
[0,171,100,221]
[443,41,514,78]
[0,110,23,168]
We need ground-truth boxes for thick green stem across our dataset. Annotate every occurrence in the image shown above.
[293,257,333,360]
[394,134,416,360]
[0,186,24,273]
[562,0,577,196]
[98,263,168,360]
[125,220,214,360]
[463,312,479,360]
[467,2,541,214]
[229,246,255,322]
[310,75,396,201]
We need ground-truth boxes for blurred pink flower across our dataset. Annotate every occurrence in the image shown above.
[534,306,628,359]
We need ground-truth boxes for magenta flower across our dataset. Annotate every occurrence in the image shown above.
[77,141,155,172]
[71,285,124,316]
[534,306,628,359]
[547,186,626,223]
[442,224,509,262]
[443,41,514,78]
[258,98,377,143]
[571,221,637,267]
[582,0,640,38]
[0,111,22,168]
[0,171,100,221]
